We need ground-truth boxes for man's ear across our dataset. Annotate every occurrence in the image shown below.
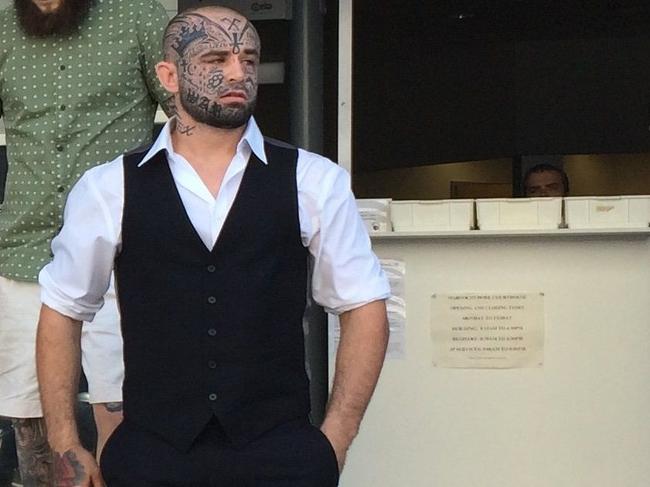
[156,61,179,94]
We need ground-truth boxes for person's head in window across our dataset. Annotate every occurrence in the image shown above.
[523,164,569,197]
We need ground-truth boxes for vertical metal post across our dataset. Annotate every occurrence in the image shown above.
[289,0,328,425]
[289,0,324,152]
[338,0,353,173]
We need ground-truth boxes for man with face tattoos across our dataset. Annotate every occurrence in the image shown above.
[0,0,172,484]
[35,5,390,487]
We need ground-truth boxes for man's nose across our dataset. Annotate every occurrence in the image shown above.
[226,58,245,82]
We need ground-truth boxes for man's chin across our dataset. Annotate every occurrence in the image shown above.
[181,97,256,130]
[204,115,252,130]
[15,0,93,38]
[212,99,251,117]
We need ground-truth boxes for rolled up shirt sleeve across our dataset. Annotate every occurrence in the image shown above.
[298,149,391,315]
[39,160,123,322]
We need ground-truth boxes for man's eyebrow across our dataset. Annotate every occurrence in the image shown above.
[199,49,231,57]
[198,48,259,57]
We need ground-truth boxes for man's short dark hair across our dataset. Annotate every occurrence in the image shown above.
[523,163,569,195]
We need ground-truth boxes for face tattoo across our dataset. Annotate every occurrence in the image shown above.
[165,11,260,129]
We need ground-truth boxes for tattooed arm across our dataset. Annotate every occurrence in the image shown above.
[93,401,123,461]
[11,417,55,485]
[36,305,104,486]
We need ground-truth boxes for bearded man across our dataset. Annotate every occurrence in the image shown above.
[0,0,172,484]
[37,5,390,486]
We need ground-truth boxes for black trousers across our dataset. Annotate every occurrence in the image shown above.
[100,418,339,486]
[0,419,17,487]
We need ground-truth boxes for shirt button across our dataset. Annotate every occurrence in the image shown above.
[60,65,66,70]
[207,296,217,304]
[207,328,217,337]
[60,104,66,111]
[208,360,217,369]
[209,393,218,401]
[207,265,216,273]
[57,186,65,193]
[56,145,64,152]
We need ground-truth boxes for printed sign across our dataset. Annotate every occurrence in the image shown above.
[431,293,545,368]
[177,0,292,20]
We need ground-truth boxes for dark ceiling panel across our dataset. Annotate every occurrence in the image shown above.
[352,0,650,171]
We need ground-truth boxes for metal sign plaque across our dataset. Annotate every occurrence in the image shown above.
[177,0,292,20]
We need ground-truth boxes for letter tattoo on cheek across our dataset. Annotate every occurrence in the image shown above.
[198,97,210,112]
[185,89,199,105]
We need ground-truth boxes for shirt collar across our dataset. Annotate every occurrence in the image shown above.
[138,116,268,167]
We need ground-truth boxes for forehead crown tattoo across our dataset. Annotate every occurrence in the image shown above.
[168,17,209,57]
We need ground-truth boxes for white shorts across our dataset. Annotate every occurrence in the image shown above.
[0,276,124,418]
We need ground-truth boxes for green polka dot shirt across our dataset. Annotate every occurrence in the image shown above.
[0,0,171,282]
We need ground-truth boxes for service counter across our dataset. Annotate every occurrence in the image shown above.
[335,229,650,487]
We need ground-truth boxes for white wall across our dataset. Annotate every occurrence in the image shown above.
[157,0,177,17]
[337,233,650,487]
[158,0,177,10]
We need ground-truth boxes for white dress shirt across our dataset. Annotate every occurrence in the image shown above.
[39,118,390,322]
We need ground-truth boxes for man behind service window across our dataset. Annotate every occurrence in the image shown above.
[37,5,390,486]
[523,163,569,197]
[0,0,171,483]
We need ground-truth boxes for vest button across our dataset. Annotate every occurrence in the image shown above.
[207,265,216,273]
[208,360,217,369]
[207,328,217,337]
[207,296,217,304]
[209,393,218,401]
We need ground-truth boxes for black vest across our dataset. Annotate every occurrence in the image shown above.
[114,141,310,452]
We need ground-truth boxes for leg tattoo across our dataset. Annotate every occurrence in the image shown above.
[11,418,54,486]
